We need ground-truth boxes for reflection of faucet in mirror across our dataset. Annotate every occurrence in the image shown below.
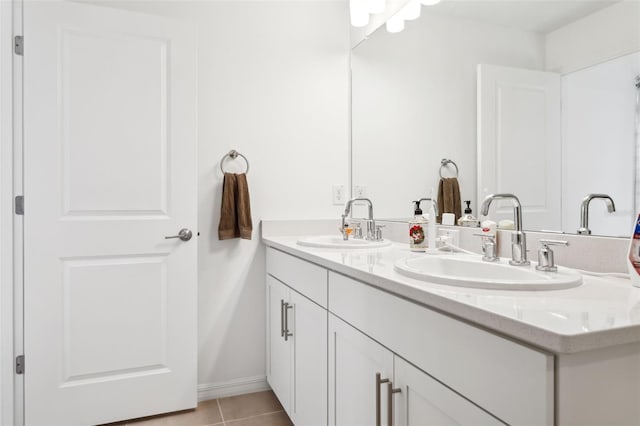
[341,198,376,241]
[417,197,438,218]
[480,193,530,266]
[577,194,616,235]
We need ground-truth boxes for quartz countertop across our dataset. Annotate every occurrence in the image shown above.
[263,235,640,354]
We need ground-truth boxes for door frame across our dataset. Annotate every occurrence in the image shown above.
[1,0,23,425]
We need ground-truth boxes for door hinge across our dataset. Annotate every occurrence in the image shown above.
[15,355,24,375]
[15,196,24,215]
[14,36,23,56]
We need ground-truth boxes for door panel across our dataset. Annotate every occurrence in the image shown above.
[23,2,197,425]
[291,291,327,426]
[266,276,292,413]
[477,64,561,231]
[394,357,504,426]
[62,29,169,215]
[329,314,393,426]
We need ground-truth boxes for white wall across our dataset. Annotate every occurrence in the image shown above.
[546,0,640,74]
[561,51,640,237]
[351,11,545,219]
[91,0,350,396]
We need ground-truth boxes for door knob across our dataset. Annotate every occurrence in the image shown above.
[165,228,193,242]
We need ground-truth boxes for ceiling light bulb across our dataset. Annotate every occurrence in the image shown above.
[421,0,441,5]
[350,0,370,27]
[401,0,421,20]
[386,13,405,33]
[368,0,386,15]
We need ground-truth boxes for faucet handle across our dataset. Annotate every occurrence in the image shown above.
[536,240,568,272]
[375,224,385,241]
[353,222,363,239]
[473,233,499,262]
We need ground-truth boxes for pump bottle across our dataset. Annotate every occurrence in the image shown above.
[409,200,427,252]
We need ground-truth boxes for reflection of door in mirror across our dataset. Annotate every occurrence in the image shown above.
[561,52,640,237]
[477,64,562,231]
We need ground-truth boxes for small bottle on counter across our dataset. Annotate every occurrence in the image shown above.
[409,200,427,252]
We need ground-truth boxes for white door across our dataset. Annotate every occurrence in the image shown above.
[266,276,292,413]
[394,356,504,426]
[477,64,561,231]
[23,2,197,425]
[328,314,393,426]
[290,291,327,426]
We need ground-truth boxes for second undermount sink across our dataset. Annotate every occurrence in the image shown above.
[394,254,583,290]
[297,235,392,249]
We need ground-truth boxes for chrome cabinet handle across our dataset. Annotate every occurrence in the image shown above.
[376,373,390,426]
[280,299,285,337]
[283,302,293,341]
[164,228,193,242]
[387,382,401,426]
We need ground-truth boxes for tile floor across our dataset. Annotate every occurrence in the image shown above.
[104,390,293,426]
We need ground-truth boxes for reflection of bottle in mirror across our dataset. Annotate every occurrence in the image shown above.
[627,213,640,288]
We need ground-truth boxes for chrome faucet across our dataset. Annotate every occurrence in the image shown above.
[577,194,616,235]
[480,193,530,266]
[341,198,376,241]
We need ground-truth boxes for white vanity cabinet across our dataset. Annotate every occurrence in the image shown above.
[266,247,554,426]
[329,271,554,426]
[266,249,328,426]
[328,314,502,426]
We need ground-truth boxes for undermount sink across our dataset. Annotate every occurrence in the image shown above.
[394,254,583,290]
[297,235,392,249]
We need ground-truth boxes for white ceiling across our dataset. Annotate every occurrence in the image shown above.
[426,0,622,33]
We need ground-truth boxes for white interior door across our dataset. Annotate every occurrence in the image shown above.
[477,64,561,231]
[23,2,197,425]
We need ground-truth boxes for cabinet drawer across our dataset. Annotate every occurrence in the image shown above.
[266,247,328,308]
[328,272,554,426]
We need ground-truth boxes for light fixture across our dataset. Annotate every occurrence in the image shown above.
[401,0,421,20]
[349,0,370,27]
[421,0,441,5]
[368,0,386,15]
[386,13,405,33]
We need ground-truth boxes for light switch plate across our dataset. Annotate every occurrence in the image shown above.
[332,184,346,205]
[353,185,367,198]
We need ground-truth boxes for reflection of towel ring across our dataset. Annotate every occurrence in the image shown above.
[220,150,249,174]
[439,158,458,178]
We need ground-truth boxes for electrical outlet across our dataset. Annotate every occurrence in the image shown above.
[437,228,460,248]
[353,185,367,198]
[332,184,346,205]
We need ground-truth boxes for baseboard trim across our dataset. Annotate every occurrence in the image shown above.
[197,375,270,401]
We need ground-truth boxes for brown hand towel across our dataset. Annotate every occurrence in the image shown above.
[218,173,253,240]
[436,177,462,223]
[235,173,253,240]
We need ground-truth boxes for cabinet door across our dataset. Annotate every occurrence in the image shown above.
[394,357,505,426]
[266,276,292,413]
[290,291,328,426]
[329,314,394,426]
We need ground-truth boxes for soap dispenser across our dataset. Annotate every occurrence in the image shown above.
[457,200,481,227]
[409,200,427,252]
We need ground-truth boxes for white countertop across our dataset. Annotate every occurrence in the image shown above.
[263,235,640,354]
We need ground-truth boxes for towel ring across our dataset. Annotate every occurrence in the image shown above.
[220,150,249,174]
[439,158,458,178]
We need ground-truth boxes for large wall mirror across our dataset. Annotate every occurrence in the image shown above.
[352,0,640,237]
